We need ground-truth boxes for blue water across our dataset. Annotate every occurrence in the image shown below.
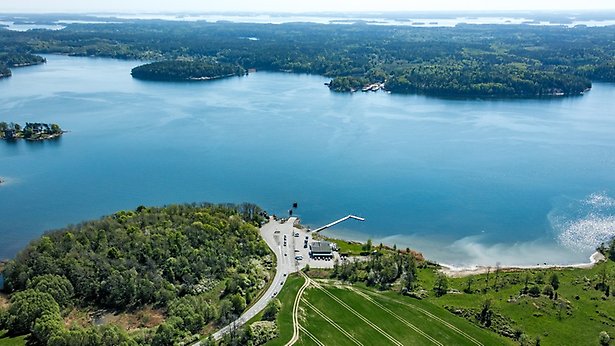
[2,55,615,267]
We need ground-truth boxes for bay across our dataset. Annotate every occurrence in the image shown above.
[1,54,615,267]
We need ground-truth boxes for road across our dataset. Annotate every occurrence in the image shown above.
[204,217,299,342]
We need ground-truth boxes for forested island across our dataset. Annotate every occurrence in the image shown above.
[0,53,46,79]
[131,60,246,82]
[0,21,614,97]
[0,122,63,141]
[0,203,271,345]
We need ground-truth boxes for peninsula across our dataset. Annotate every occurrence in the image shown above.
[0,53,46,79]
[0,122,64,141]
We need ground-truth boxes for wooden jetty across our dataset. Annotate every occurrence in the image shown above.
[313,215,365,233]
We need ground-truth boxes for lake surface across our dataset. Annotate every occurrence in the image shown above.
[1,55,615,267]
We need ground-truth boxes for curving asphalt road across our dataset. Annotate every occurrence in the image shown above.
[198,217,298,343]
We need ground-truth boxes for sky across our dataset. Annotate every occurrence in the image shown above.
[2,0,615,13]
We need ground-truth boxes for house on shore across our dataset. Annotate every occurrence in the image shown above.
[310,241,334,259]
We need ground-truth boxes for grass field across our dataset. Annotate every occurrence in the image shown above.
[0,331,26,346]
[272,278,512,346]
[423,261,615,346]
[264,260,615,345]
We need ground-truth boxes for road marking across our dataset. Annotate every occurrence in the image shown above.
[355,288,484,346]
[310,280,403,346]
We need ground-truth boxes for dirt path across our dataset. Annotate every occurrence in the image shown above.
[285,272,310,346]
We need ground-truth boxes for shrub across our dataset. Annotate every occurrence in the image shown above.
[249,321,278,345]
[600,331,610,346]
[262,299,281,321]
[528,286,541,298]
[542,285,554,299]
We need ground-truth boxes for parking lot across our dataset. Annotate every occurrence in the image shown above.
[269,217,338,272]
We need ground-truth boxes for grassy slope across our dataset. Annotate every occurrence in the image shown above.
[263,274,305,346]
[419,261,615,346]
[296,281,511,346]
[0,331,26,346]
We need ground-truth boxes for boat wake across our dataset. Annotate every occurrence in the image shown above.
[549,192,615,252]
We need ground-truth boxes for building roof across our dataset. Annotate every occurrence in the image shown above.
[311,241,333,254]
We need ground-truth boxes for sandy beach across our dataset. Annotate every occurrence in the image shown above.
[440,251,606,278]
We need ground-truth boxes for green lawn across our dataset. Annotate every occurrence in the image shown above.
[0,331,26,346]
[263,274,306,346]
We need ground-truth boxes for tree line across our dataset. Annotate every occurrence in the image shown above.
[1,22,614,97]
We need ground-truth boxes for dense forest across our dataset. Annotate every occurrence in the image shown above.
[131,59,246,81]
[0,203,271,345]
[1,21,614,97]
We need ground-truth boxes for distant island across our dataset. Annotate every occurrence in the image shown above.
[0,122,64,141]
[0,53,46,79]
[131,60,246,82]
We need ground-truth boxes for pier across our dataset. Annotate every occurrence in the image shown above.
[313,215,365,232]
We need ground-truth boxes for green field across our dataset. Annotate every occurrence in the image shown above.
[423,261,615,346]
[0,331,26,346]
[263,260,615,346]
[266,277,512,346]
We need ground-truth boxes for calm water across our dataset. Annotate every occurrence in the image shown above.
[2,55,615,267]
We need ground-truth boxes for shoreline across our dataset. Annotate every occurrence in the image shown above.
[312,228,606,277]
[439,251,606,278]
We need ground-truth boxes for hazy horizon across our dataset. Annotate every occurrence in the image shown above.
[2,0,615,14]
